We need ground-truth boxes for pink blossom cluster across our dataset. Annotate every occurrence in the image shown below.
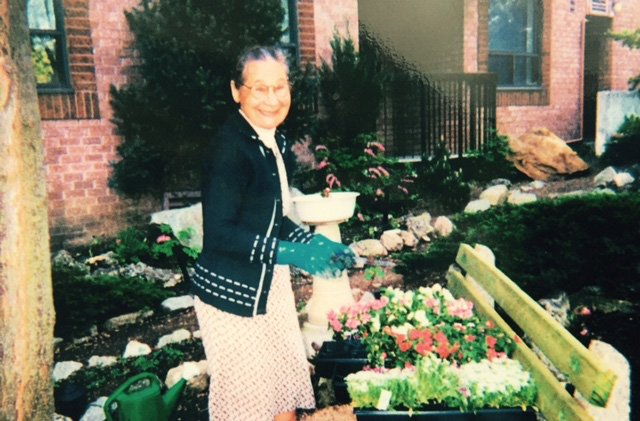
[446,298,474,320]
[328,296,389,334]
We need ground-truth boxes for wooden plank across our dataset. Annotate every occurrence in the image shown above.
[447,267,593,421]
[454,244,616,406]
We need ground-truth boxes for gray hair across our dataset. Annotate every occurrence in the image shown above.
[232,46,289,86]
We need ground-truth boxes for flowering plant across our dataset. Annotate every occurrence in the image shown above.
[346,354,537,412]
[328,285,516,368]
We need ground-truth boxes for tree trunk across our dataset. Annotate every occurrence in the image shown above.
[0,1,55,420]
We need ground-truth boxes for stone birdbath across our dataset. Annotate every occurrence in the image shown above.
[291,191,360,355]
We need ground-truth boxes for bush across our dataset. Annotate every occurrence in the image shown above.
[109,0,287,198]
[600,114,640,166]
[414,143,471,214]
[396,193,640,300]
[462,131,519,183]
[53,263,174,338]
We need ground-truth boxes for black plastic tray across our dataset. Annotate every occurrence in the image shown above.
[355,408,537,421]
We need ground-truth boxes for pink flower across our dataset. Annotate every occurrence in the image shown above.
[368,167,382,177]
[447,298,474,320]
[156,235,172,244]
[326,174,341,188]
[345,317,360,330]
[397,185,409,195]
[368,141,386,152]
[363,148,376,157]
[316,159,329,170]
[330,319,342,332]
[578,307,592,316]
[357,213,365,222]
[375,188,384,197]
[377,166,390,177]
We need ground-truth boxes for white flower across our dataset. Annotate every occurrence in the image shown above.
[413,309,430,327]
[371,315,381,333]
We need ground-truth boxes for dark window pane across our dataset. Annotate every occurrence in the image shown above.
[280,0,290,44]
[27,0,56,30]
[489,0,528,52]
[489,54,513,85]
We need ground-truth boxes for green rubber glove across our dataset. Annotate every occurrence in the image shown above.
[309,234,357,271]
[276,240,342,278]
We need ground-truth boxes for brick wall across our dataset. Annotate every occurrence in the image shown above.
[608,0,640,90]
[43,0,158,249]
[297,0,316,64]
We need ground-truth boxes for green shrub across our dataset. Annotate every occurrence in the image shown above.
[53,263,174,338]
[600,114,640,166]
[109,0,287,198]
[609,27,640,90]
[463,131,519,183]
[414,142,471,214]
[397,193,640,300]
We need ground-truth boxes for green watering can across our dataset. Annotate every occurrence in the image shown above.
[103,372,186,421]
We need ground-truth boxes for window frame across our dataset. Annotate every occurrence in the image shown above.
[28,0,73,94]
[488,0,542,89]
[279,0,299,65]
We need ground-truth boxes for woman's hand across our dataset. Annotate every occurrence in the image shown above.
[309,234,357,271]
[276,239,354,278]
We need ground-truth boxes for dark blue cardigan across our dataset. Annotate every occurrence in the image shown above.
[192,112,313,317]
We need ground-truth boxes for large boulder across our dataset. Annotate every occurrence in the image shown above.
[508,128,589,180]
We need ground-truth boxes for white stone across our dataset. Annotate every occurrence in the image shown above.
[52,361,83,382]
[54,414,73,421]
[163,273,183,288]
[594,166,617,186]
[87,356,118,368]
[464,199,491,213]
[614,172,634,188]
[123,340,152,358]
[161,295,194,312]
[474,244,495,266]
[350,239,388,257]
[575,340,630,421]
[79,396,108,421]
[380,229,404,252]
[507,191,537,205]
[433,216,454,237]
[479,184,509,205]
[193,330,202,339]
[165,360,208,391]
[529,180,546,189]
[406,212,434,239]
[399,230,418,247]
[156,328,192,349]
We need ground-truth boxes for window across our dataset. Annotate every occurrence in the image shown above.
[489,0,542,87]
[27,0,72,92]
[280,0,299,64]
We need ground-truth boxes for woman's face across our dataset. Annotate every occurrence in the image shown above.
[231,58,291,130]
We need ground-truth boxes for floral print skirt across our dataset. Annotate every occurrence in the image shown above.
[194,265,315,421]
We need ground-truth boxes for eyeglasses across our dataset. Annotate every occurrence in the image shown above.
[240,81,291,100]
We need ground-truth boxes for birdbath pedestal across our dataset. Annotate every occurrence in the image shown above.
[292,192,359,356]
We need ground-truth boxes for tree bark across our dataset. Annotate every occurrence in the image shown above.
[0,1,55,420]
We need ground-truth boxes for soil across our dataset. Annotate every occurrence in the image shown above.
[54,170,639,421]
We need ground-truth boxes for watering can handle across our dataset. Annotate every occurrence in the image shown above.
[103,372,160,421]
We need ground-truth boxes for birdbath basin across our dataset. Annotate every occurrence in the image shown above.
[291,191,360,356]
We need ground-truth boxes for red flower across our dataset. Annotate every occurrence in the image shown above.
[485,335,497,348]
[464,335,476,343]
[486,320,495,329]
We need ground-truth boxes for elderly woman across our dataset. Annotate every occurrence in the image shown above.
[192,46,354,421]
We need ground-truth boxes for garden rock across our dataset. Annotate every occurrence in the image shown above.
[538,292,571,328]
[87,356,118,368]
[161,295,194,312]
[399,230,418,248]
[406,212,434,240]
[123,340,152,358]
[464,199,491,213]
[479,184,508,205]
[520,180,546,192]
[193,329,201,339]
[104,309,154,331]
[156,328,192,349]
[53,361,83,382]
[150,202,203,250]
[165,360,209,392]
[464,244,495,308]
[486,178,512,188]
[507,191,537,205]
[350,239,388,257]
[84,251,118,268]
[432,216,454,237]
[52,250,88,273]
[380,229,404,252]
[594,166,617,186]
[575,340,630,421]
[79,396,107,421]
[54,414,73,421]
[508,127,589,180]
[614,172,634,188]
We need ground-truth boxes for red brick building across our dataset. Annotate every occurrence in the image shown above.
[31,0,640,247]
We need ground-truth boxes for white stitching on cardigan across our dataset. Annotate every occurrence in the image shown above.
[259,236,268,262]
[195,263,256,291]
[249,235,260,262]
